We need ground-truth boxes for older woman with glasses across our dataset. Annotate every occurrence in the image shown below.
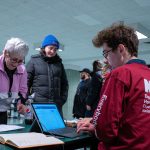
[0,37,29,124]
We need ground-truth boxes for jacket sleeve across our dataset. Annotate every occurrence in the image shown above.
[19,69,28,98]
[26,58,35,95]
[60,63,69,106]
[94,75,125,144]
[86,74,103,106]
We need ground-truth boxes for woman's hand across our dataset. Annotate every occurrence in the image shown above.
[17,100,27,114]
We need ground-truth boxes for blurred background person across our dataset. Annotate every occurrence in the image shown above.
[85,60,103,117]
[0,37,29,124]
[27,34,68,116]
[72,68,91,119]
[101,59,112,79]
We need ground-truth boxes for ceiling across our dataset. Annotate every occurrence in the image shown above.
[0,0,150,70]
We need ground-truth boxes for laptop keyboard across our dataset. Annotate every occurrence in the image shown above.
[49,127,80,138]
[51,127,76,134]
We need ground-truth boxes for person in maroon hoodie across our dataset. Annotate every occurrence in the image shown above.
[77,23,150,150]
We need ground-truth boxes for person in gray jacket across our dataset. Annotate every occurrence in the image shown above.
[27,35,68,116]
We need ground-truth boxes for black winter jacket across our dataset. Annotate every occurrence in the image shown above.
[26,53,68,111]
[72,79,91,118]
[86,72,103,113]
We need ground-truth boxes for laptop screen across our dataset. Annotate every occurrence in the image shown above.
[32,103,65,132]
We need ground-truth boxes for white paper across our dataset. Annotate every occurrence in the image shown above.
[0,124,24,132]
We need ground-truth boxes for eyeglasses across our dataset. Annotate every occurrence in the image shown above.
[103,49,112,58]
[5,52,24,64]
[9,57,24,64]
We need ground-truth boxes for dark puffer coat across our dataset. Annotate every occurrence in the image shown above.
[72,79,91,118]
[26,53,68,113]
[85,72,103,117]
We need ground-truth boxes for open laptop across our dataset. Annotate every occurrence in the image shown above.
[31,103,82,138]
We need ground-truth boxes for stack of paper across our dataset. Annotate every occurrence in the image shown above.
[0,125,24,132]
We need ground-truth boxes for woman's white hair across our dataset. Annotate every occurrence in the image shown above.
[4,37,29,57]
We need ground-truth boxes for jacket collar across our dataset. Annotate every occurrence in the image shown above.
[40,52,62,63]
[126,59,146,65]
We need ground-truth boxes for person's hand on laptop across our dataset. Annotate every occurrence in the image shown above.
[77,118,95,134]
[17,100,27,114]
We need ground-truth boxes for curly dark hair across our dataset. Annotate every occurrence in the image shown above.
[92,23,139,57]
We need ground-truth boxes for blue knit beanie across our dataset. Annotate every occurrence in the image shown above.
[41,34,59,49]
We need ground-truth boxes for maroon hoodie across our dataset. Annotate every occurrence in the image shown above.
[93,60,150,150]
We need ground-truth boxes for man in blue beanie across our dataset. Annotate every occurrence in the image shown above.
[26,35,68,116]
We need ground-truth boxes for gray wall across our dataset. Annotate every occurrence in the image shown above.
[63,69,80,119]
